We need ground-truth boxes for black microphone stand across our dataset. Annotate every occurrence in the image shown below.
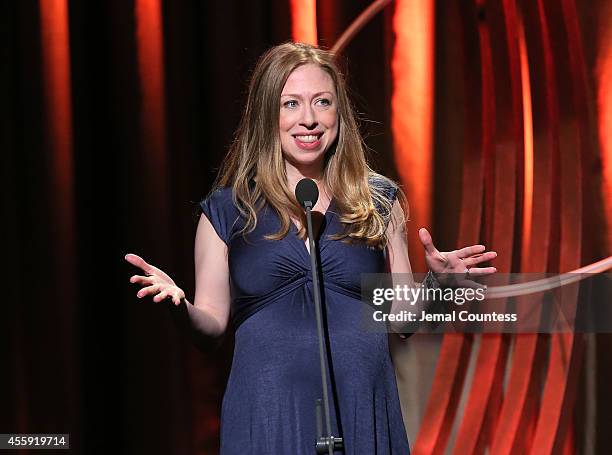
[303,200,343,454]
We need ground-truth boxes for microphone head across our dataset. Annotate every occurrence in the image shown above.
[295,178,319,209]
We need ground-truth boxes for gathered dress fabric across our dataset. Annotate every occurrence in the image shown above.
[200,180,410,454]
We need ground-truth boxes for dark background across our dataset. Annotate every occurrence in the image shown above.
[2,0,611,453]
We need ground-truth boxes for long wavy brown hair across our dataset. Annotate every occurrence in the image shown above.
[213,42,406,248]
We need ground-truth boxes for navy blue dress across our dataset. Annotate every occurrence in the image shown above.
[200,180,410,454]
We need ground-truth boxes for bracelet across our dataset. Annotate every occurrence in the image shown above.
[423,270,440,289]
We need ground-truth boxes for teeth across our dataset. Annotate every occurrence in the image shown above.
[295,135,319,143]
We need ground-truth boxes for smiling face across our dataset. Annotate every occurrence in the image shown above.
[279,63,339,176]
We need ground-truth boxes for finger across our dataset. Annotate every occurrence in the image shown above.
[418,228,438,255]
[171,292,182,306]
[130,274,155,284]
[125,253,155,275]
[153,290,169,303]
[137,284,160,298]
[463,251,498,267]
[467,266,497,276]
[455,244,486,259]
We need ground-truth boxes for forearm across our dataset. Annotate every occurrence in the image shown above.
[387,271,441,334]
[169,298,225,341]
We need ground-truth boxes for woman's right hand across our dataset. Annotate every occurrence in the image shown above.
[125,253,185,306]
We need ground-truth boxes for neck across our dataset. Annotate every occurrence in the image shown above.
[285,160,324,189]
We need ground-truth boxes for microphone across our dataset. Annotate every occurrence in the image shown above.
[294,178,343,455]
[295,178,319,209]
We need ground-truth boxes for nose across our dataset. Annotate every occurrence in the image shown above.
[299,103,317,129]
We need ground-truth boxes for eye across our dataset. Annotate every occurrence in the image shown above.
[283,100,299,109]
[316,98,331,107]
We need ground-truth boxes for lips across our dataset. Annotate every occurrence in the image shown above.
[293,134,320,143]
[293,133,323,150]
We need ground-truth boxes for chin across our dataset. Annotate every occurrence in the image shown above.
[285,150,326,166]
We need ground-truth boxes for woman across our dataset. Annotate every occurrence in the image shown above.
[126,42,496,454]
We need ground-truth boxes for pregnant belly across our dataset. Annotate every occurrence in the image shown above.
[229,288,390,391]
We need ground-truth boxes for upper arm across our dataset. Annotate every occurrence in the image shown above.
[385,199,413,275]
[193,213,231,334]
[385,198,416,338]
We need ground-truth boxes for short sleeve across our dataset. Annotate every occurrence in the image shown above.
[379,180,399,205]
[369,174,400,223]
[199,187,238,245]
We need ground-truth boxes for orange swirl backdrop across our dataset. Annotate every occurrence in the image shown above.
[2,0,611,453]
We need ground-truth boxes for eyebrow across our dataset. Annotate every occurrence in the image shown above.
[280,91,334,98]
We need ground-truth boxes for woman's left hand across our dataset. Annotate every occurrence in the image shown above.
[418,227,497,286]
